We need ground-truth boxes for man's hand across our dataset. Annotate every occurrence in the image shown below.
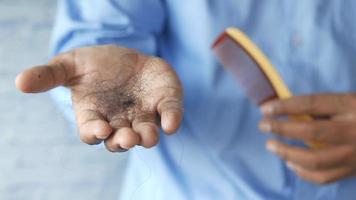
[259,94,356,184]
[15,45,183,152]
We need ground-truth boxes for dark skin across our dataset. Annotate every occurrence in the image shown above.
[16,45,183,152]
[16,45,354,184]
[259,94,356,184]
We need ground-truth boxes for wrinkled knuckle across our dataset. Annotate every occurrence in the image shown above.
[134,114,157,125]
[163,97,182,107]
[159,97,183,113]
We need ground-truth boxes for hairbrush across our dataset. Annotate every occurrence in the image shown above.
[212,27,323,148]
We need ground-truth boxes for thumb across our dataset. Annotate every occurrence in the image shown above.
[15,50,76,93]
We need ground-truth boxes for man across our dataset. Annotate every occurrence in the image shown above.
[15,1,356,199]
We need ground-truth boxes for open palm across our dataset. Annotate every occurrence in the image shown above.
[16,45,183,152]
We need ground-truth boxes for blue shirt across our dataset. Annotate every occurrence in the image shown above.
[50,1,356,199]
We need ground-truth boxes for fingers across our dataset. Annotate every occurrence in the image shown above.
[15,50,76,93]
[157,97,183,134]
[132,112,159,148]
[289,163,354,184]
[77,109,113,145]
[260,94,356,117]
[104,112,160,151]
[105,127,140,152]
[104,117,140,152]
[259,119,356,144]
[266,140,356,184]
[260,94,356,183]
[266,140,355,170]
[75,105,162,151]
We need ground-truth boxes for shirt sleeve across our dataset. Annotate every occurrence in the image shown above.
[50,0,166,57]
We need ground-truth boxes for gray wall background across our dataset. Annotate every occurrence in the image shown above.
[0,1,126,199]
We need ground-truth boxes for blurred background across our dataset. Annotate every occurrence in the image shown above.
[0,0,126,199]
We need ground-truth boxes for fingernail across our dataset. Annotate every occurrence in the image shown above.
[266,142,277,153]
[260,104,274,115]
[259,121,272,133]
